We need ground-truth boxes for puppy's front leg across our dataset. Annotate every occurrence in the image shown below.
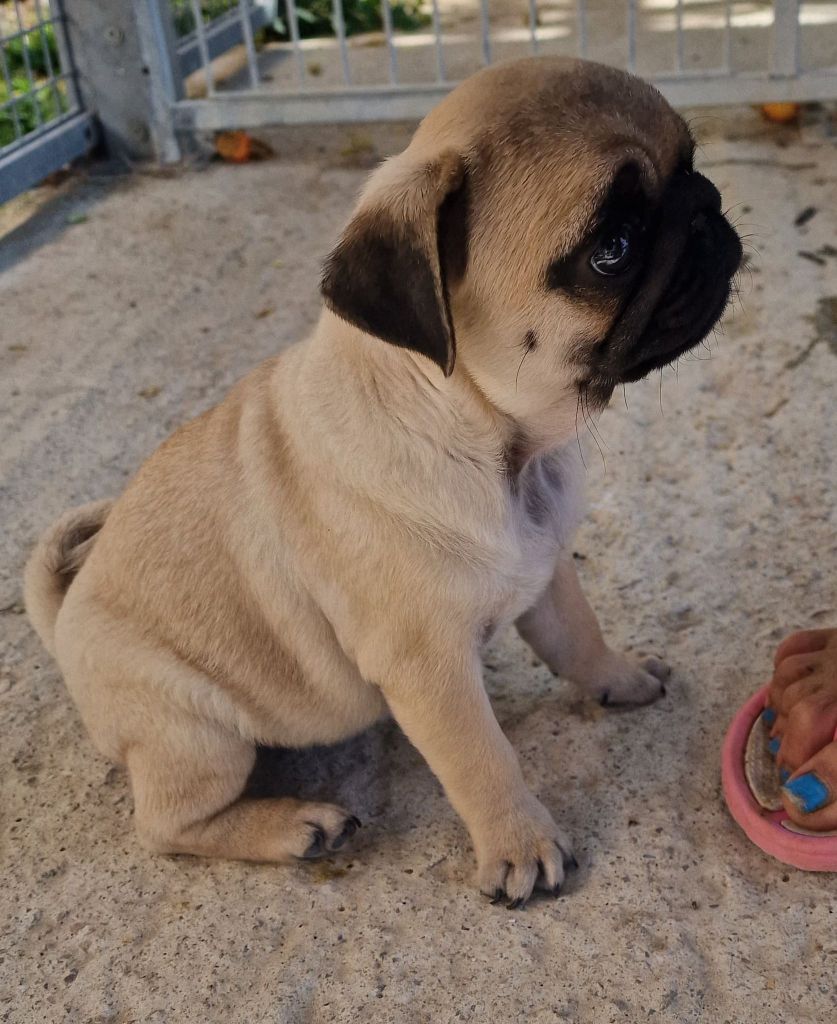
[517,556,670,706]
[374,644,573,905]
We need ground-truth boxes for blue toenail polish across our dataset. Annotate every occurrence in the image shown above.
[779,768,791,784]
[782,773,831,815]
[768,737,781,756]
[762,707,777,726]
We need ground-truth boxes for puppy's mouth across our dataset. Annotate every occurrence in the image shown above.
[583,170,743,402]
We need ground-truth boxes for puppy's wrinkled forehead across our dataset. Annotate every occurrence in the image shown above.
[414,57,693,257]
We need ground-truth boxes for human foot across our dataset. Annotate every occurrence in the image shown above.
[766,629,837,831]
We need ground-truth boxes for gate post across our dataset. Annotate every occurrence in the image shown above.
[61,0,182,163]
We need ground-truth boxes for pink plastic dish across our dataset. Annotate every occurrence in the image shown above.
[721,684,837,871]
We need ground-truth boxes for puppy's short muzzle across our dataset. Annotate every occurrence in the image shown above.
[603,170,742,384]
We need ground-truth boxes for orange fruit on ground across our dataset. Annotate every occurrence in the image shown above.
[759,102,801,124]
[215,130,253,163]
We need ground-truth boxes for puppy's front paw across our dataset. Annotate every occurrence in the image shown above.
[475,798,576,909]
[586,650,670,707]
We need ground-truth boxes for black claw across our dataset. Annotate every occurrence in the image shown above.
[600,690,611,707]
[349,815,362,830]
[552,882,563,897]
[506,897,525,911]
[565,852,579,872]
[302,825,326,859]
[489,889,505,905]
[330,815,361,850]
[660,684,667,697]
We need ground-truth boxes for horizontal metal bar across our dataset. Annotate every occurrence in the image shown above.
[0,111,95,204]
[171,70,837,131]
[655,70,837,106]
[177,4,269,79]
[173,83,453,127]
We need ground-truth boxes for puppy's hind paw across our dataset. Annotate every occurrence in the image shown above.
[292,802,361,859]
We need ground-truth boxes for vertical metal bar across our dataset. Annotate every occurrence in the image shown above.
[282,0,306,86]
[381,0,399,84]
[771,0,799,77]
[50,0,81,113]
[0,40,23,140]
[32,0,61,114]
[430,0,446,82]
[723,0,733,73]
[13,0,43,126]
[626,0,636,72]
[479,0,492,65]
[527,0,538,56]
[238,0,260,89]
[576,0,587,59]
[675,0,684,73]
[188,0,215,94]
[332,0,351,85]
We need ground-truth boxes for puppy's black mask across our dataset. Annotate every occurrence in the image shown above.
[549,161,743,404]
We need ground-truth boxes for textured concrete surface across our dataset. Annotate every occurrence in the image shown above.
[1,109,835,1023]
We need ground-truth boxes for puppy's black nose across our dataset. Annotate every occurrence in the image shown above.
[691,211,708,233]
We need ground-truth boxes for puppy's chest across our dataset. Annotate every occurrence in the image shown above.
[484,455,581,626]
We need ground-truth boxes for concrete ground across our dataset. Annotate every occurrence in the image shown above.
[1,106,836,1024]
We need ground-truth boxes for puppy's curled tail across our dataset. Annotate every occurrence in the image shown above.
[24,500,112,657]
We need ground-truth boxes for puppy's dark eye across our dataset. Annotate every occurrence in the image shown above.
[590,219,639,275]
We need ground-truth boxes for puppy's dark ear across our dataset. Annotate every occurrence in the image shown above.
[321,151,467,377]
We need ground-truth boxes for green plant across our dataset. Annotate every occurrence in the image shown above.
[273,0,429,40]
[0,75,68,148]
[5,24,61,78]
[169,0,427,40]
[170,0,242,37]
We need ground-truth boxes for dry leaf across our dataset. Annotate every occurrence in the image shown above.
[215,131,274,163]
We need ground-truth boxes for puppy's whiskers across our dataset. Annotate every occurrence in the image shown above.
[579,384,607,473]
[515,347,531,393]
[574,390,588,470]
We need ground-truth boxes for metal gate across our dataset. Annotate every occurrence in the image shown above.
[3,2,837,197]
[0,0,94,204]
[143,0,837,150]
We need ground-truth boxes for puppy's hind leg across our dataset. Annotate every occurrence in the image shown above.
[128,713,360,862]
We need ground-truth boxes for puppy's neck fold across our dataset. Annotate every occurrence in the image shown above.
[304,311,574,484]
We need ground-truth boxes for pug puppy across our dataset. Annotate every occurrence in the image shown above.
[25,57,742,907]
